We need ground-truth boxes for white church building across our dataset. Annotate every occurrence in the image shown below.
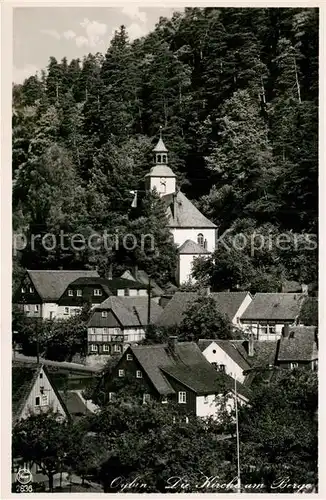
[145,133,217,284]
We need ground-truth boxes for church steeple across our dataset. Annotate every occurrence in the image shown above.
[153,126,168,165]
[145,129,176,196]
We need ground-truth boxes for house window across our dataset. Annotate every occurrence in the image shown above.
[269,325,276,335]
[102,311,108,318]
[35,396,40,406]
[90,344,98,352]
[118,369,125,377]
[136,370,142,378]
[290,362,299,370]
[108,392,115,402]
[178,391,187,404]
[185,416,189,423]
[68,289,73,296]
[219,364,226,372]
[91,328,96,334]
[40,394,48,406]
[21,287,25,293]
[103,328,108,334]
[64,307,69,315]
[77,289,82,297]
[260,324,268,335]
[25,305,30,313]
[102,345,110,352]
[29,286,33,293]
[197,233,204,247]
[34,305,39,313]
[143,393,151,404]
[162,396,168,404]
[127,354,133,361]
[94,289,102,296]
[114,345,122,353]
[204,396,209,404]
[39,372,43,379]
[124,288,130,296]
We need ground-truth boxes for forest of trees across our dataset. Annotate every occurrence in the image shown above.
[12,8,318,292]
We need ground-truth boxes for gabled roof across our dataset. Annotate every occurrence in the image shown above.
[198,339,251,371]
[241,293,305,321]
[277,326,317,362]
[25,270,100,301]
[245,341,279,368]
[178,239,211,255]
[12,362,69,424]
[129,342,250,399]
[162,191,217,228]
[88,296,163,328]
[120,269,164,297]
[59,391,92,419]
[155,291,250,327]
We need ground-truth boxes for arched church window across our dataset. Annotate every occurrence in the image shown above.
[197,233,204,247]
[157,154,161,163]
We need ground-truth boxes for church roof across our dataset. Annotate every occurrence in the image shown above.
[178,239,211,255]
[162,191,217,229]
[145,165,176,178]
[153,137,168,152]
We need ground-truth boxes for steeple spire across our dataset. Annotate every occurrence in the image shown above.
[153,127,168,164]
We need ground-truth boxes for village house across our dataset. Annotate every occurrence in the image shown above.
[14,270,149,319]
[145,133,217,284]
[12,362,69,425]
[198,339,252,383]
[240,292,306,340]
[276,326,318,371]
[155,291,252,329]
[87,296,163,355]
[103,338,250,419]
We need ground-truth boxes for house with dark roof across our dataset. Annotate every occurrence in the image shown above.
[198,339,251,383]
[155,291,252,328]
[276,326,318,371]
[103,338,250,419]
[14,270,149,319]
[240,292,306,340]
[13,269,100,319]
[87,296,163,355]
[12,362,69,425]
[145,133,216,285]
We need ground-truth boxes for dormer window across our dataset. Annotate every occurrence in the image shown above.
[102,311,108,318]
[94,289,102,296]
[197,233,204,247]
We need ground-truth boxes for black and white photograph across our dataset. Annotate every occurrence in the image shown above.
[7,3,319,495]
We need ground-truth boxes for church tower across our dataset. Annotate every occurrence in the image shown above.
[145,128,176,196]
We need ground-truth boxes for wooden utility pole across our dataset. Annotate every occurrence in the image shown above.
[235,377,241,493]
[147,277,151,325]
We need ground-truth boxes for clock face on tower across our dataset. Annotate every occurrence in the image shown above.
[160,177,166,193]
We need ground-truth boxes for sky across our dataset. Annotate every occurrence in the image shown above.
[13,6,182,84]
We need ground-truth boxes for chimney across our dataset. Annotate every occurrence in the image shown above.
[248,332,254,357]
[167,336,178,352]
[133,264,138,280]
[282,324,289,338]
[301,283,308,295]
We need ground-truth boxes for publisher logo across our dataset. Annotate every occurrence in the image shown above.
[16,468,32,485]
